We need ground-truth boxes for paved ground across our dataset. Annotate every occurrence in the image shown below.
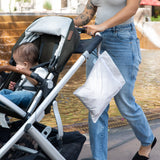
[78,119,160,160]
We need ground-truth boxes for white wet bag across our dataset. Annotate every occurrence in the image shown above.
[74,51,125,123]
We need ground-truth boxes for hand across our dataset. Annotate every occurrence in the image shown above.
[84,24,106,36]
[8,81,16,90]
[16,64,27,70]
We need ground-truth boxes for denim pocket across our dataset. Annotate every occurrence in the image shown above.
[117,29,131,42]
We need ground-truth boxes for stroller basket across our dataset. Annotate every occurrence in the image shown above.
[0,120,86,160]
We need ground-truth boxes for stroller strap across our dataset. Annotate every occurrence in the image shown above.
[19,86,37,92]
[16,78,37,92]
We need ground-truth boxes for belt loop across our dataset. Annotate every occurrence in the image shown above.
[111,27,114,33]
[113,26,117,33]
[130,23,133,30]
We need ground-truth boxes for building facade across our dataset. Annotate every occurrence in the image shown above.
[0,0,86,13]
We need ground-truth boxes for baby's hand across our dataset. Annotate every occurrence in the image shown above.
[8,81,16,90]
[16,64,26,70]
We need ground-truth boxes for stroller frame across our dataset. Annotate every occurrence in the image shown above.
[0,16,102,160]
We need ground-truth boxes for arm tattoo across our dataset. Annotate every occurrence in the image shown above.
[74,13,92,26]
[87,0,94,10]
[80,14,90,25]
[74,0,96,26]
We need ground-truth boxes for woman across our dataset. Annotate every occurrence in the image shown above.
[74,0,156,160]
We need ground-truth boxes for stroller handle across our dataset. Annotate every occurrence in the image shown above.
[76,27,86,33]
[75,30,102,54]
[86,35,102,53]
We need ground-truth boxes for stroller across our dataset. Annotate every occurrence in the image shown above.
[0,16,102,160]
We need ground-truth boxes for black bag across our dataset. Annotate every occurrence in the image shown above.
[0,120,86,160]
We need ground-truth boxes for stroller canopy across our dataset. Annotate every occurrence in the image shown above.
[21,16,74,59]
[13,16,80,73]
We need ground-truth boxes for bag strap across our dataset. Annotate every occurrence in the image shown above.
[97,41,102,57]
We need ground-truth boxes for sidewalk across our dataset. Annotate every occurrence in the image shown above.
[78,119,160,160]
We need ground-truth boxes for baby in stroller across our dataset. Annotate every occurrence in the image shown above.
[0,42,48,108]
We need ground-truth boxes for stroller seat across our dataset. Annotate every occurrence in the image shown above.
[0,16,102,160]
[0,16,79,118]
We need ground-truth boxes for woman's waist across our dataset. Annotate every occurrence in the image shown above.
[102,22,136,33]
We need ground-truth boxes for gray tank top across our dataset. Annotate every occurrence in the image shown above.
[91,0,134,25]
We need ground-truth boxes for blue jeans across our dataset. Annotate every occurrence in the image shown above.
[0,89,34,108]
[86,23,154,160]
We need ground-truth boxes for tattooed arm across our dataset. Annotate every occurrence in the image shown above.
[73,0,97,26]
[84,0,140,36]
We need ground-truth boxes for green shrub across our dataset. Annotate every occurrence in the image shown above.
[43,1,52,10]
[151,16,160,21]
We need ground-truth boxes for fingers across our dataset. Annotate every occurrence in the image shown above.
[8,81,16,90]
[83,25,96,36]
